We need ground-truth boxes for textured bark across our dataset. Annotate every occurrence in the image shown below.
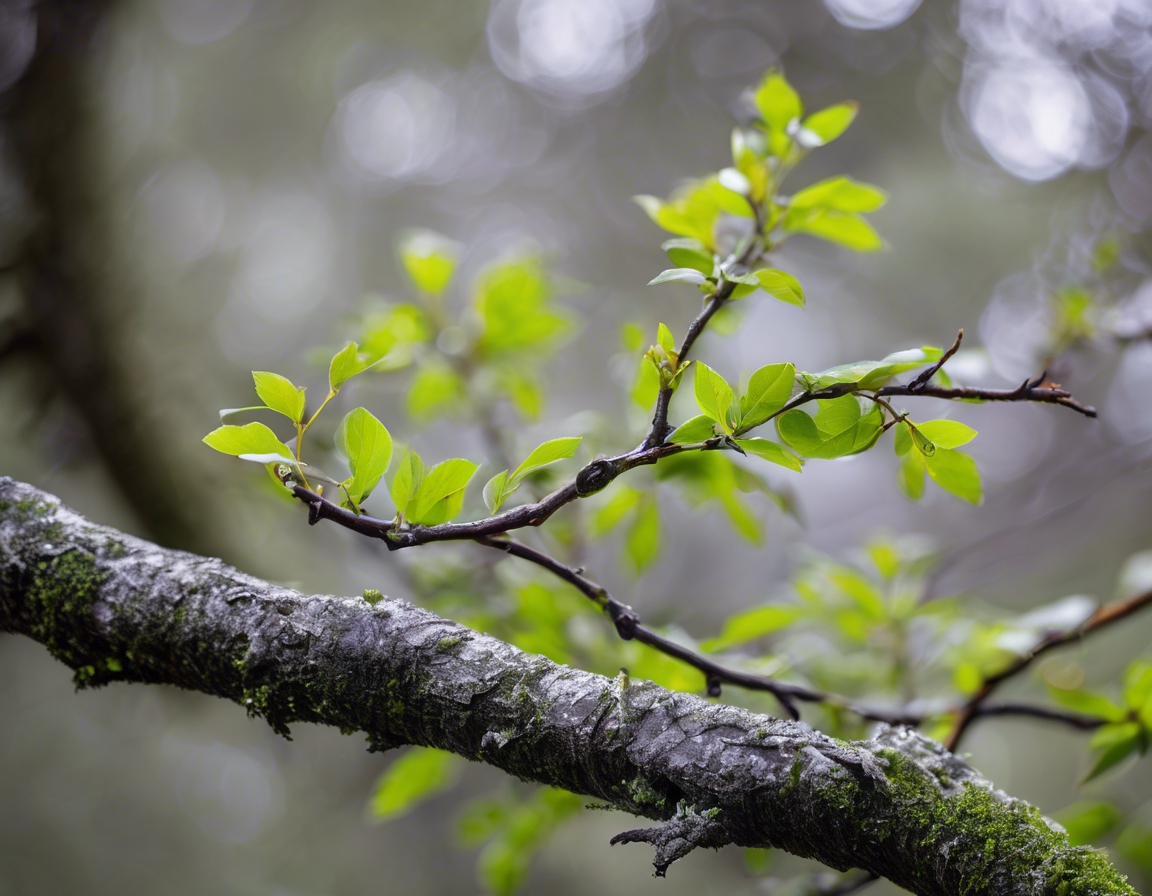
[0,478,1136,896]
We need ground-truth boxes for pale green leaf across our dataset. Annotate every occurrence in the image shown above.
[369,747,460,822]
[390,449,425,517]
[336,408,393,503]
[510,437,582,485]
[483,470,511,514]
[737,362,796,431]
[649,267,708,287]
[753,269,805,307]
[1048,687,1128,723]
[798,102,859,146]
[790,176,887,213]
[702,605,800,652]
[668,415,718,444]
[694,362,736,432]
[397,229,460,297]
[784,208,884,252]
[735,438,803,472]
[329,341,371,392]
[754,69,802,134]
[662,238,714,276]
[924,449,982,504]
[408,458,479,525]
[252,372,306,424]
[203,422,292,459]
[915,419,977,450]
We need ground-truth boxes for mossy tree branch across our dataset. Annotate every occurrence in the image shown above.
[0,478,1135,896]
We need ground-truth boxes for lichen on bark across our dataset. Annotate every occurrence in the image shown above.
[0,478,1136,896]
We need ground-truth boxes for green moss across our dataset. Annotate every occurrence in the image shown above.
[363,588,384,606]
[436,635,463,653]
[26,548,106,673]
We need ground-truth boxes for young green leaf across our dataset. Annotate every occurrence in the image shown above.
[625,497,660,572]
[737,362,796,432]
[483,470,511,514]
[329,341,371,392]
[797,102,859,147]
[784,208,884,252]
[1048,687,1128,723]
[923,449,982,504]
[369,747,460,822]
[789,176,887,213]
[407,458,479,525]
[661,238,714,276]
[915,419,977,450]
[702,605,800,652]
[909,424,936,457]
[754,69,802,135]
[734,438,803,472]
[511,437,582,484]
[807,347,942,390]
[753,270,805,307]
[407,363,465,419]
[252,372,306,424]
[899,452,925,500]
[694,362,737,432]
[335,408,393,504]
[668,415,718,444]
[397,229,460,297]
[656,323,676,354]
[203,422,292,459]
[648,268,709,287]
[1084,722,1146,782]
[390,449,425,518]
[894,421,913,456]
[590,487,642,535]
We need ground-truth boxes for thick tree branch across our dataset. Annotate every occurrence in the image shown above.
[0,478,1135,895]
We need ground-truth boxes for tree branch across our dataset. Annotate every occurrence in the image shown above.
[0,478,1135,895]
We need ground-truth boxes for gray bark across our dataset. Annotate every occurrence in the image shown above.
[0,477,1135,896]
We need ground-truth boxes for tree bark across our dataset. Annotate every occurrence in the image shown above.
[0,477,1135,896]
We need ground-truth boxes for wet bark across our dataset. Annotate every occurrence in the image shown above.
[0,477,1136,896]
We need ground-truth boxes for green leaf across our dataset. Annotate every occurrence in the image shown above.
[798,102,859,146]
[329,341,371,392]
[369,747,460,822]
[1084,722,1145,782]
[1048,687,1128,723]
[702,605,800,652]
[754,69,802,135]
[252,372,306,424]
[397,229,460,297]
[776,396,882,460]
[474,257,571,356]
[894,421,913,456]
[407,458,479,525]
[669,414,718,444]
[752,270,805,307]
[737,362,796,432]
[807,347,941,390]
[662,238,713,276]
[511,437,582,485]
[789,176,887,213]
[407,363,465,419]
[389,449,425,517]
[694,362,737,433]
[909,425,936,457]
[656,323,676,354]
[735,438,803,472]
[590,487,642,535]
[632,353,661,409]
[1054,801,1121,847]
[1123,661,1152,710]
[899,452,925,500]
[915,419,977,450]
[625,497,660,572]
[648,267,708,287]
[621,322,645,353]
[784,208,884,252]
[924,449,982,505]
[335,408,393,504]
[483,470,511,514]
[203,422,292,459]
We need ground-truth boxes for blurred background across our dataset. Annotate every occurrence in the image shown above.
[2,0,1152,893]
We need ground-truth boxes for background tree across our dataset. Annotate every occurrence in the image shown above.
[2,1,1152,895]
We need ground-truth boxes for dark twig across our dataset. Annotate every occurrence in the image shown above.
[945,586,1152,750]
[969,702,1106,730]
[878,378,1096,418]
[472,535,928,726]
[907,329,963,392]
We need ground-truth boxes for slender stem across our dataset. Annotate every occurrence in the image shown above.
[945,586,1152,749]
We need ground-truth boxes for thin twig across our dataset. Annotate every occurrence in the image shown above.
[906,329,963,392]
[945,586,1152,750]
[878,377,1096,418]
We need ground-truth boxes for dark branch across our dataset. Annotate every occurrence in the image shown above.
[945,587,1152,749]
[878,376,1096,418]
[0,478,1136,896]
